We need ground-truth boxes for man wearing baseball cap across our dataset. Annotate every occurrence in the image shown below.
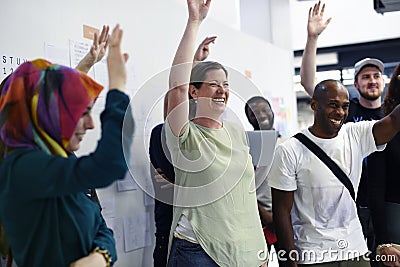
[299,1,385,261]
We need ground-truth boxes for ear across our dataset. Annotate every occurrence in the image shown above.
[353,80,360,91]
[189,85,198,99]
[310,98,318,111]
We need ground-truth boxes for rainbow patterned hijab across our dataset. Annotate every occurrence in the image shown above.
[0,59,103,158]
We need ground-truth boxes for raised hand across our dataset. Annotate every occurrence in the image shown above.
[107,24,129,92]
[76,25,110,73]
[187,0,211,22]
[307,1,331,39]
[194,36,217,62]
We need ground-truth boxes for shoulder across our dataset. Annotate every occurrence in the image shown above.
[341,120,376,139]
[150,123,163,138]
[223,120,242,131]
[275,135,301,158]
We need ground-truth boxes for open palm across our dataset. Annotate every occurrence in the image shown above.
[307,1,331,37]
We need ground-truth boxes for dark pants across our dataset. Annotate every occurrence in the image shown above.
[357,206,377,267]
[167,237,218,267]
[297,255,370,267]
[153,233,169,267]
[358,206,375,251]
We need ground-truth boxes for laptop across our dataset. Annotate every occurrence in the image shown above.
[245,130,277,167]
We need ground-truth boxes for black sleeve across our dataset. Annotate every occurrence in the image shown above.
[367,150,387,244]
[149,124,175,183]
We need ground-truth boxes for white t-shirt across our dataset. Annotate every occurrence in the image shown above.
[267,121,385,264]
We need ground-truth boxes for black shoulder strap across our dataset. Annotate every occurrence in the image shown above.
[293,133,355,201]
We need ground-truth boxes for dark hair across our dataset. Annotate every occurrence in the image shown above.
[383,64,400,116]
[190,61,228,89]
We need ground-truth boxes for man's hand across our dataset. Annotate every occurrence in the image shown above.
[307,1,331,39]
[379,245,400,267]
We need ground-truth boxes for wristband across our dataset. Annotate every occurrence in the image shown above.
[93,247,112,267]
[377,243,393,252]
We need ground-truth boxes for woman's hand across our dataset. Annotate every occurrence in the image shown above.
[107,24,129,92]
[69,252,106,267]
[76,25,110,73]
[194,36,217,62]
[187,0,211,23]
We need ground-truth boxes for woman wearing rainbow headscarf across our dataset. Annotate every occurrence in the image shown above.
[0,24,132,267]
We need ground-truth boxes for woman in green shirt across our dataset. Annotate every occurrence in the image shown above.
[165,1,267,266]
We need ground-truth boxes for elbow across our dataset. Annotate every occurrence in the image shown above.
[300,83,313,97]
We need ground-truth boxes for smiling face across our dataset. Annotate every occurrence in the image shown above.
[354,66,384,101]
[191,68,230,117]
[311,80,350,138]
[65,100,95,152]
[247,98,274,130]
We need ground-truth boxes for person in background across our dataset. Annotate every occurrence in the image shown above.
[368,66,400,267]
[300,1,385,255]
[165,0,267,266]
[244,96,281,253]
[149,36,216,267]
[0,24,132,267]
[268,79,400,267]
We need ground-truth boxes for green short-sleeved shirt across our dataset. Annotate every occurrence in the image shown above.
[166,120,267,267]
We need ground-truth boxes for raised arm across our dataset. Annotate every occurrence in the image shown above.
[166,0,211,136]
[300,1,331,96]
[107,24,129,92]
[164,35,216,120]
[76,25,110,73]
[373,102,400,146]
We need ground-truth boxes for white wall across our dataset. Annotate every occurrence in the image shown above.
[290,0,400,50]
[1,0,296,266]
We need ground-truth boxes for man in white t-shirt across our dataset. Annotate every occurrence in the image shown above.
[267,79,400,267]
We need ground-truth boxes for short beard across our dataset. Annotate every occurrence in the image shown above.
[358,90,381,101]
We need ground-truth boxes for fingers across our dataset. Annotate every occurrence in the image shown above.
[315,1,321,15]
[161,183,174,189]
[107,24,127,91]
[109,24,122,48]
[205,0,211,8]
[325,17,332,26]
[154,173,168,182]
[203,36,217,45]
[320,3,325,17]
[93,31,99,50]
[311,0,324,17]
[99,25,110,43]
[123,53,129,63]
